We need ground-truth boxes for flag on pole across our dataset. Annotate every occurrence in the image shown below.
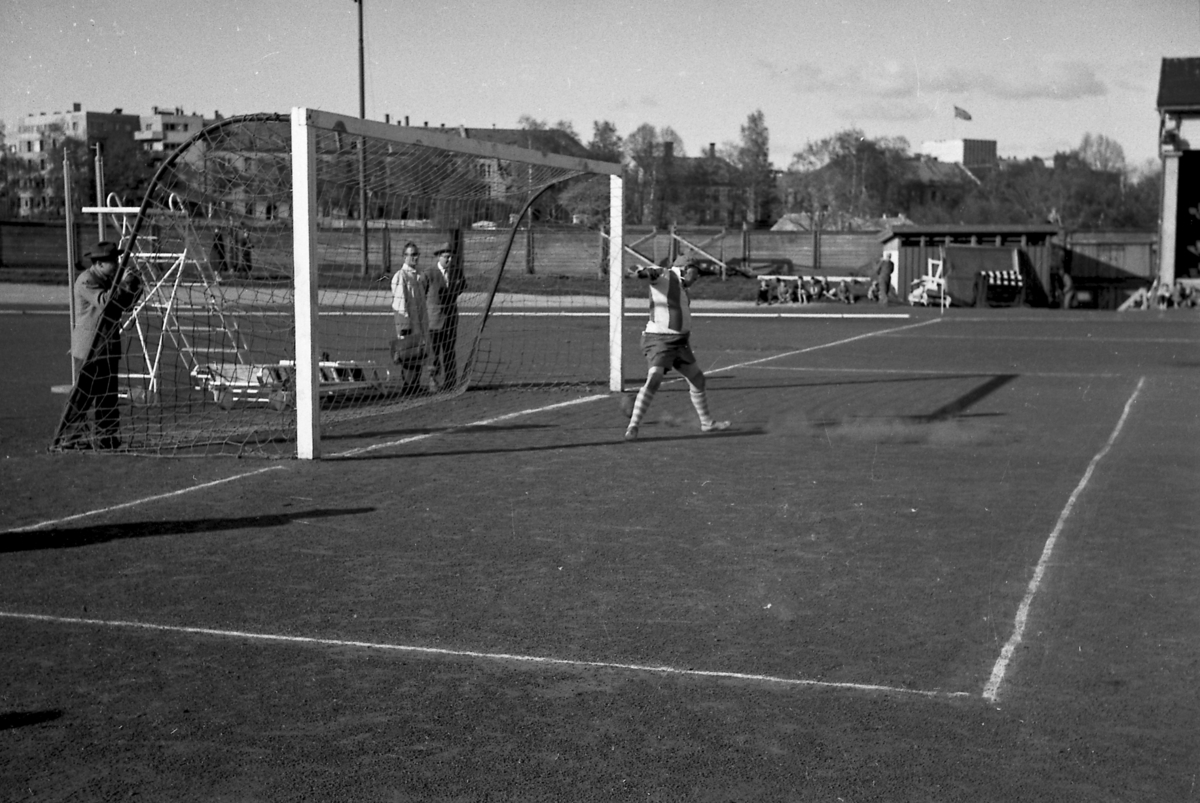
[954,105,973,121]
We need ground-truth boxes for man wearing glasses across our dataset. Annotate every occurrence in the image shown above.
[390,241,430,394]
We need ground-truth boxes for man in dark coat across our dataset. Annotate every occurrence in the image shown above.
[59,241,142,450]
[875,254,895,306]
[425,242,467,391]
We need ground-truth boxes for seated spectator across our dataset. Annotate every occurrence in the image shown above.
[756,277,771,306]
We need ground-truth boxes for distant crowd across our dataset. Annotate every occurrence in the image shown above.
[1117,278,1199,311]
[755,275,877,305]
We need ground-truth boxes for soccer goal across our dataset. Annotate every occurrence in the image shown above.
[51,108,625,458]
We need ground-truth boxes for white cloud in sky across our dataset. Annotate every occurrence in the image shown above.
[784,57,1108,105]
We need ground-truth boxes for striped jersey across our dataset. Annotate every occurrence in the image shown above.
[643,267,692,335]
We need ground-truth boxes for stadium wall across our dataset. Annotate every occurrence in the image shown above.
[624,226,882,274]
[0,219,83,271]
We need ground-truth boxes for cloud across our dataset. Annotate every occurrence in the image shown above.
[980,59,1107,100]
[783,58,1107,102]
[836,98,937,122]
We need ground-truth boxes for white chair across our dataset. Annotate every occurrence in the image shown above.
[908,258,947,307]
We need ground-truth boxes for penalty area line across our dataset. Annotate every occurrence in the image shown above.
[0,610,970,699]
[982,376,1145,703]
[1,466,287,534]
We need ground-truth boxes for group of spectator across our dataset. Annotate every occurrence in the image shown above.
[209,226,254,278]
[388,240,468,395]
[1117,278,1199,310]
[754,254,897,308]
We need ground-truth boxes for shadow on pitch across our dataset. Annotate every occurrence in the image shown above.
[702,371,1014,394]
[0,710,63,730]
[325,423,553,442]
[335,427,760,461]
[2,507,375,553]
[914,374,1017,421]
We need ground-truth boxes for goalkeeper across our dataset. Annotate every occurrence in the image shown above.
[624,254,730,441]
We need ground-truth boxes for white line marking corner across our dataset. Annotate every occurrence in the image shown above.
[982,376,1145,702]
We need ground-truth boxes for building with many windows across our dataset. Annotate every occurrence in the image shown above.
[14,104,141,172]
[10,104,141,217]
[135,106,209,153]
[7,103,215,218]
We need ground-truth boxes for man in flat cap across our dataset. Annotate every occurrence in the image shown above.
[425,242,467,392]
[59,241,142,450]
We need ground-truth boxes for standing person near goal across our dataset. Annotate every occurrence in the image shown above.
[624,253,730,441]
[390,241,430,395]
[874,253,895,306]
[59,241,142,450]
[425,242,466,391]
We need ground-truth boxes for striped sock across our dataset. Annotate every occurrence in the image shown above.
[628,385,657,428]
[689,388,714,428]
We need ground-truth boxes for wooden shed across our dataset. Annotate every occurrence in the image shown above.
[879,224,1060,306]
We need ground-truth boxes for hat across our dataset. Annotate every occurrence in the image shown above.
[88,241,120,263]
[433,242,453,255]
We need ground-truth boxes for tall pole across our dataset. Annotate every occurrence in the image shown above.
[64,152,79,382]
[357,0,369,277]
[93,143,105,241]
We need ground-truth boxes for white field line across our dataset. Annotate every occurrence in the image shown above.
[331,318,940,458]
[891,332,1199,344]
[1,466,286,534]
[328,395,611,458]
[0,610,969,699]
[692,311,911,320]
[982,376,1145,702]
[707,317,942,375]
[750,365,1119,379]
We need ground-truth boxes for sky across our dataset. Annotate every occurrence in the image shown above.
[3,0,1198,172]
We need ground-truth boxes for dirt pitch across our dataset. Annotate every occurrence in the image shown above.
[1,301,1199,801]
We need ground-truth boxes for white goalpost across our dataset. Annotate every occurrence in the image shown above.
[53,108,624,458]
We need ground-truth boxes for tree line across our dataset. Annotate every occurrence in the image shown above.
[2,112,1161,232]
[528,111,1161,232]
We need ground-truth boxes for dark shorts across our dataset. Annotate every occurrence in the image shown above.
[641,332,696,372]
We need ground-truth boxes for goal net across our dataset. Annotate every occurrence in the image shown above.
[51,109,625,458]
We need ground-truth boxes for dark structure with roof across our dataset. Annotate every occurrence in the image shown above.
[879,224,1060,306]
[1157,57,1200,285]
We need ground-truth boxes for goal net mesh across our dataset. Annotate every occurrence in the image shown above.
[51,113,617,457]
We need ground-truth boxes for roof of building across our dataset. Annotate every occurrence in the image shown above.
[903,158,980,185]
[461,127,592,159]
[1157,58,1200,111]
[880,223,1061,243]
[772,212,913,232]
